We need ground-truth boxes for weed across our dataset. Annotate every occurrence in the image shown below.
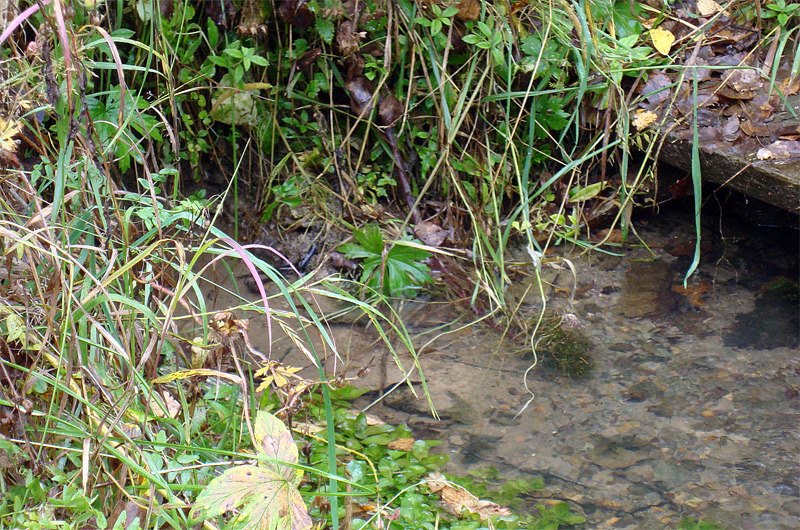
[340,224,433,298]
[677,517,723,530]
[534,311,594,377]
[533,501,587,529]
[762,0,800,28]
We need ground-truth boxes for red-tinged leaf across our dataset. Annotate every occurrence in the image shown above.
[254,411,301,484]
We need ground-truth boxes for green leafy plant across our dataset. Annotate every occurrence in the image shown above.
[415,5,460,37]
[677,517,723,530]
[532,501,586,529]
[462,17,507,65]
[450,466,545,509]
[206,41,269,88]
[340,224,432,298]
[191,411,312,530]
[762,0,800,27]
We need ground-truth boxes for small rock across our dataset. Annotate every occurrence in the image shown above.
[599,421,657,448]
[587,444,650,470]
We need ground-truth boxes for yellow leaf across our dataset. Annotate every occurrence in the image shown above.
[388,438,416,451]
[632,109,659,130]
[0,116,22,152]
[696,0,722,16]
[150,390,181,418]
[650,28,675,56]
[256,375,276,392]
[152,369,242,385]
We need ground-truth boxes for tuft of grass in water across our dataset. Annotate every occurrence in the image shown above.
[534,310,594,378]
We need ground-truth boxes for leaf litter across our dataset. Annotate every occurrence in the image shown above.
[634,3,800,163]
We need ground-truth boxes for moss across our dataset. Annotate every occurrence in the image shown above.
[535,310,594,377]
[764,277,799,305]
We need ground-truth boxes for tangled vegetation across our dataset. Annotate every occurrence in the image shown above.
[0,0,792,527]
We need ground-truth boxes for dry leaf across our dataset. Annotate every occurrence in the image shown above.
[640,71,672,105]
[151,390,181,418]
[722,115,739,141]
[632,109,658,130]
[210,311,249,338]
[337,20,365,57]
[278,0,314,30]
[756,140,800,161]
[378,92,403,126]
[696,0,722,16]
[152,368,243,385]
[425,473,512,520]
[255,361,309,392]
[684,497,706,508]
[387,437,416,451]
[650,28,675,56]
[414,220,449,247]
[0,116,22,152]
[292,421,325,435]
[456,0,481,21]
[345,76,374,117]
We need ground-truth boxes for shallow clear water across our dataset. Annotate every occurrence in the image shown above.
[209,205,799,529]
[350,207,799,529]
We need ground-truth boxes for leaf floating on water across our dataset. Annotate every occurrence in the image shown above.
[650,28,675,56]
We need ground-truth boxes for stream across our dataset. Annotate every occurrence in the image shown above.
[206,202,798,529]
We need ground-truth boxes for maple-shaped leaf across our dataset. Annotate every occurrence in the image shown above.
[191,465,311,530]
[238,479,311,530]
[254,411,302,485]
[191,411,311,530]
[255,361,305,391]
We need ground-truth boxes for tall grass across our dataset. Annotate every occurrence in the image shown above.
[0,3,431,527]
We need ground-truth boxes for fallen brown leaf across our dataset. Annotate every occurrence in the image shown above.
[387,438,415,451]
[425,472,512,520]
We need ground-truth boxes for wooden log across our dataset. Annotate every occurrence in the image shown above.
[657,94,800,213]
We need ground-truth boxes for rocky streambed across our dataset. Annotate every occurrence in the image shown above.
[205,203,798,529]
[349,206,799,529]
